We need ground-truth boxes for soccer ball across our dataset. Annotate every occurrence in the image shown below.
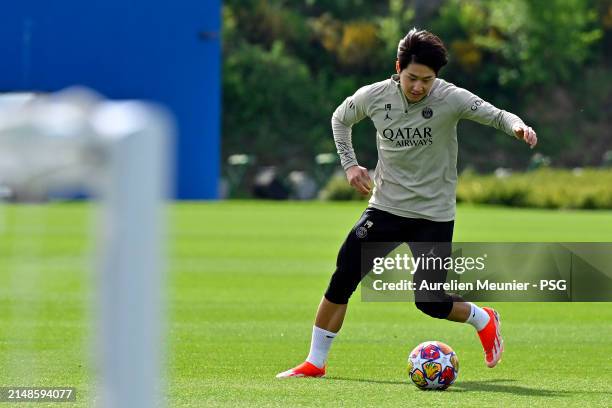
[407,341,459,390]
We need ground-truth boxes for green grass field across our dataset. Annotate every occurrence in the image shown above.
[1,201,611,407]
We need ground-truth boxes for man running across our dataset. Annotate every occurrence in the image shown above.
[277,28,537,378]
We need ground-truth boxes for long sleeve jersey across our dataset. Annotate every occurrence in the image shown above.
[332,74,525,222]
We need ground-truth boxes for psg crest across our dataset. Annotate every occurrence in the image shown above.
[422,107,433,119]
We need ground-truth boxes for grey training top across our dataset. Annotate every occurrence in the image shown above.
[332,74,525,222]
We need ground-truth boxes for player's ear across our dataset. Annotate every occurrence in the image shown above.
[395,60,401,74]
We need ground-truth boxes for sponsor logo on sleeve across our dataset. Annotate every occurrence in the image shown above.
[470,99,484,111]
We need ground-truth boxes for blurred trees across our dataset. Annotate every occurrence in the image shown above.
[222,0,611,175]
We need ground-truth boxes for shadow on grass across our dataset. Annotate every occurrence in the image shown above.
[451,379,570,397]
[327,377,407,386]
[327,377,608,398]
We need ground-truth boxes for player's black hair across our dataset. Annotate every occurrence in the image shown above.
[397,28,448,75]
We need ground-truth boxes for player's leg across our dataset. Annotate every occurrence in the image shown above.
[407,219,503,368]
[445,299,501,361]
[276,208,402,378]
[408,237,459,320]
[314,296,347,333]
[276,297,346,379]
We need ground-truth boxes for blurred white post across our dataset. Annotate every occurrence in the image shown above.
[0,90,171,408]
[93,102,169,408]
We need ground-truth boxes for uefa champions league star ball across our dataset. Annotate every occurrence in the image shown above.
[408,341,459,390]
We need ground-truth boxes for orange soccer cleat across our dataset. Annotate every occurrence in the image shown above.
[477,307,504,368]
[275,361,326,379]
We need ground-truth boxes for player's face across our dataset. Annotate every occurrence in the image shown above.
[396,62,436,103]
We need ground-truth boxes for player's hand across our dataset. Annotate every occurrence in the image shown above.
[513,124,537,149]
[345,165,372,196]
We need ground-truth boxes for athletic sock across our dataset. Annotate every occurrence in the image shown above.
[465,303,490,331]
[305,325,337,369]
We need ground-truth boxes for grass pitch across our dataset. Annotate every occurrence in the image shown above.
[1,201,611,407]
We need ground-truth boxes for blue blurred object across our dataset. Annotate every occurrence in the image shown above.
[0,0,221,199]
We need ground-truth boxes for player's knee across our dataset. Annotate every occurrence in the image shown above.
[324,232,363,304]
[324,263,360,304]
[415,300,452,319]
[324,286,353,304]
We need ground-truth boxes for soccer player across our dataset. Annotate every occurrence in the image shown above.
[276,28,537,378]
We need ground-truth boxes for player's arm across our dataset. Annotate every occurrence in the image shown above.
[331,87,373,195]
[452,87,537,149]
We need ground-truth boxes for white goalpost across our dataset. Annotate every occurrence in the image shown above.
[0,89,171,408]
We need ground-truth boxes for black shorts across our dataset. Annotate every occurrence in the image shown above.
[324,207,460,318]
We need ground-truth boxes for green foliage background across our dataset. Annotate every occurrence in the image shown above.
[222,0,612,174]
[320,168,612,209]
